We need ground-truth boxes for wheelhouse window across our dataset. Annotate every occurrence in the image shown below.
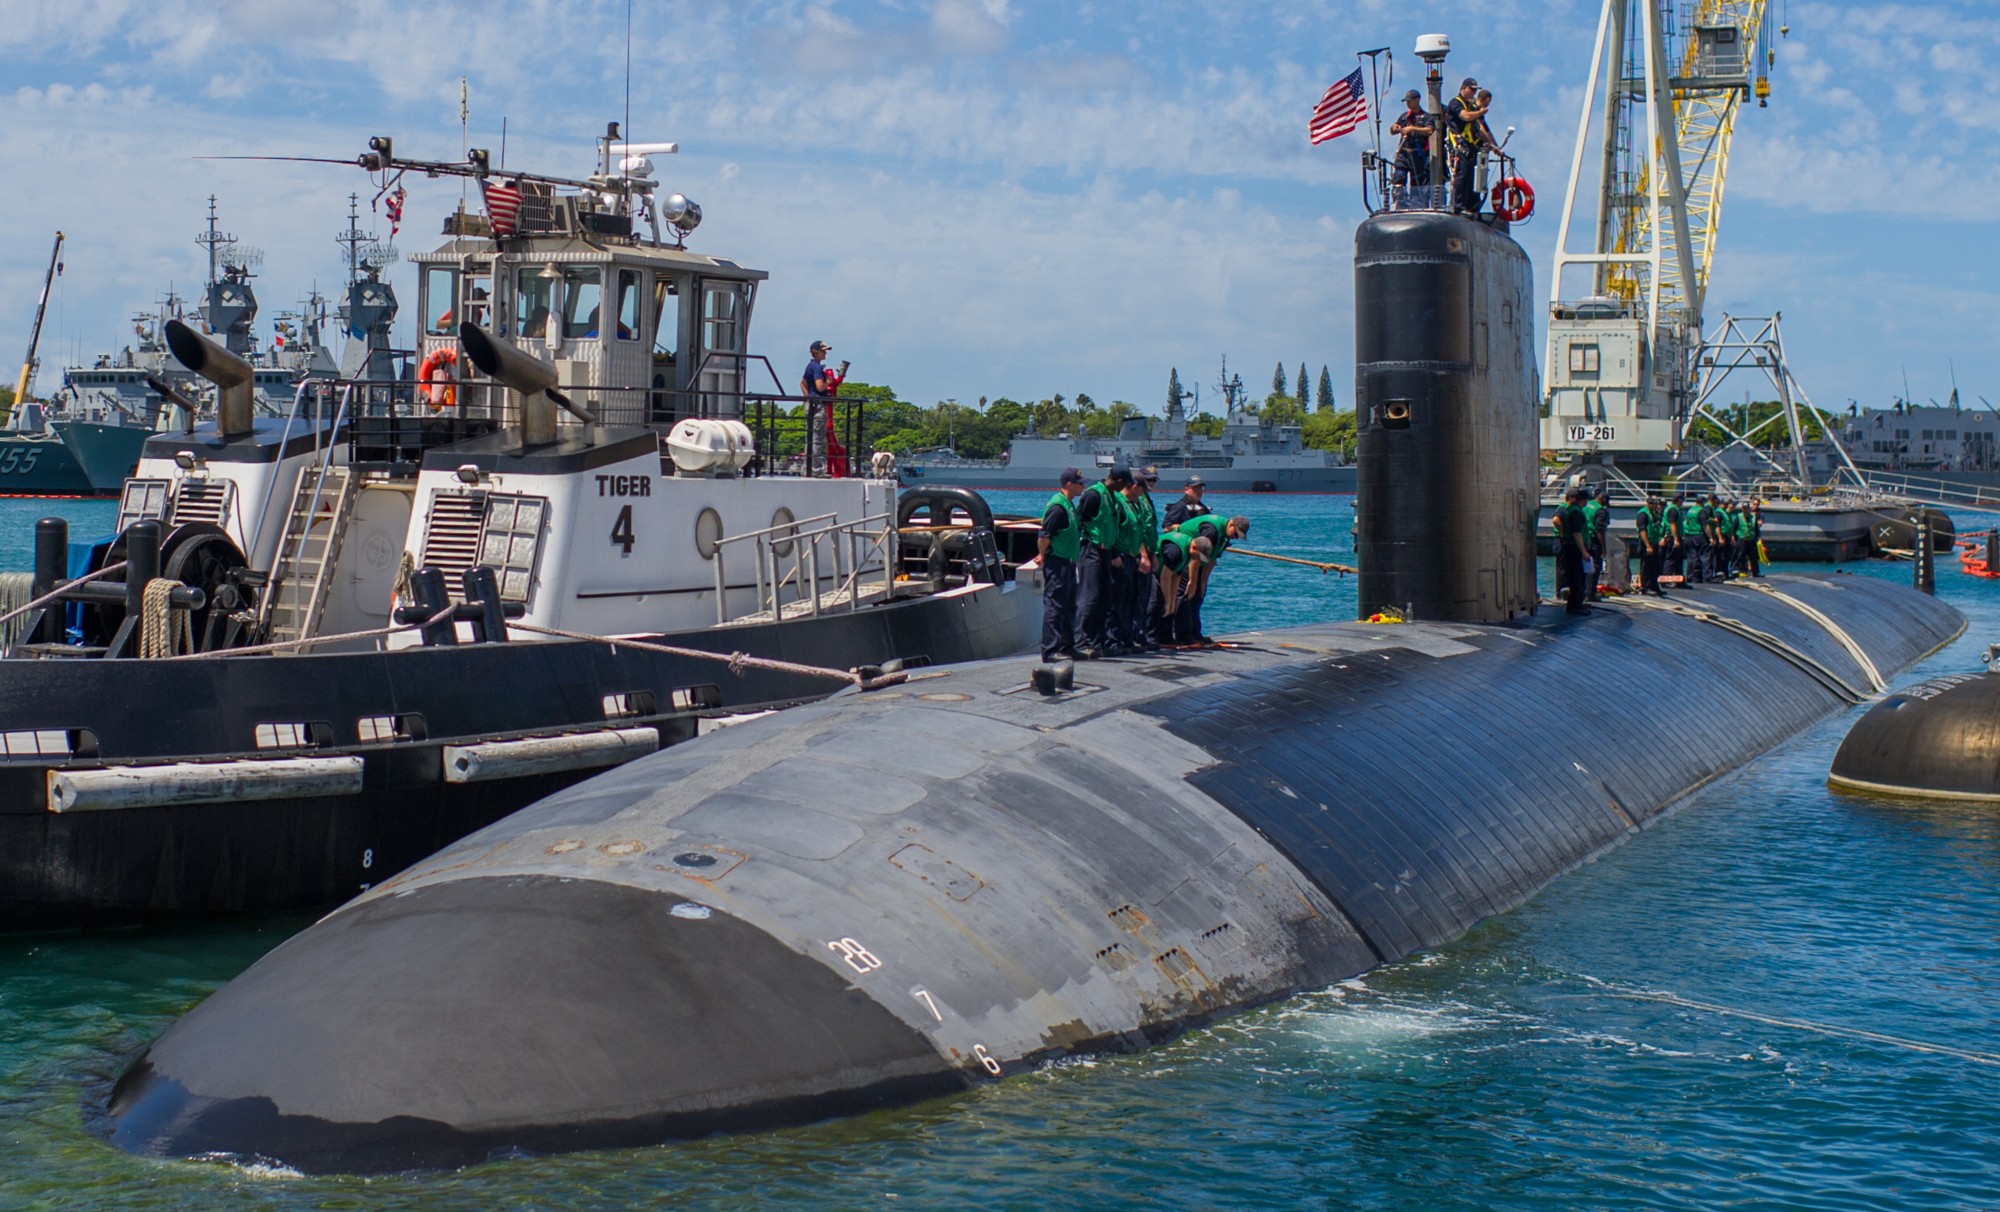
[422,266,458,336]
[652,275,681,362]
[515,268,554,339]
[1568,343,1600,375]
[563,268,603,338]
[615,270,642,342]
[702,282,745,356]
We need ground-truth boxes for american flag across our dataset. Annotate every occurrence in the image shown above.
[1310,67,1368,145]
[483,180,523,237]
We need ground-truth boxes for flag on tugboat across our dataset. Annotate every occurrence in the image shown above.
[483,180,523,236]
[1309,67,1368,144]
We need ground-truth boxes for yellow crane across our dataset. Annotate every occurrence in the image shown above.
[9,231,64,427]
[1541,0,1781,460]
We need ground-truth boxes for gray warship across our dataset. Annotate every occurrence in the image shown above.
[0,201,341,496]
[897,359,1354,493]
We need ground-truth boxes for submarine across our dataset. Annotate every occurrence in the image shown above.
[101,178,1965,1176]
[1828,649,2000,801]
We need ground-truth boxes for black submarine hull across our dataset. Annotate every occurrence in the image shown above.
[1829,666,2000,800]
[103,574,1961,1173]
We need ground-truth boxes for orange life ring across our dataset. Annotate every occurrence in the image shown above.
[417,347,459,410]
[1493,176,1535,222]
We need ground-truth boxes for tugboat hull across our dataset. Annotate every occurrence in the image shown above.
[0,578,1037,930]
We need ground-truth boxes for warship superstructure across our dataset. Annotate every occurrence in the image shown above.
[898,359,1353,493]
[0,127,1038,929]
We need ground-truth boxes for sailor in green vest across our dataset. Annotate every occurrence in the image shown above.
[1170,513,1249,644]
[1737,499,1760,577]
[1681,492,1710,583]
[1721,496,1743,579]
[1663,492,1686,582]
[1581,487,1609,600]
[1156,532,1214,631]
[1103,474,1153,654]
[1634,493,1667,595]
[1745,500,1764,577]
[1073,464,1133,658]
[1036,466,1087,662]
[1554,486,1592,614]
[1129,467,1164,651]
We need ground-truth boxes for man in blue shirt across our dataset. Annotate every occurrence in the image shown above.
[800,341,832,473]
[800,340,832,398]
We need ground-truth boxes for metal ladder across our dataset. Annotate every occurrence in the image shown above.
[262,464,359,644]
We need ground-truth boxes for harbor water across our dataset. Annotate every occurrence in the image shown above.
[3,493,1997,1209]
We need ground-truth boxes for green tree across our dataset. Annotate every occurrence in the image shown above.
[1262,392,1305,426]
[1272,361,1287,396]
[1167,367,1182,415]
[1295,364,1309,407]
[1316,366,1335,413]
[1303,409,1356,458]
[1186,412,1224,438]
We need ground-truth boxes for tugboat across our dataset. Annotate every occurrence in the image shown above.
[0,128,1039,930]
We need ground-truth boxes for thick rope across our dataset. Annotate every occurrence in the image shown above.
[1607,594,1870,704]
[509,622,906,690]
[1737,581,1886,693]
[139,579,190,659]
[0,573,32,650]
[0,560,129,631]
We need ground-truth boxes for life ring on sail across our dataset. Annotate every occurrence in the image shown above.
[1493,177,1535,222]
[418,347,459,410]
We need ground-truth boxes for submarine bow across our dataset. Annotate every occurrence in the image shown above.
[104,211,1966,1173]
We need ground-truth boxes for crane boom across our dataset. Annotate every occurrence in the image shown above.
[1541,0,1777,462]
[9,231,64,426]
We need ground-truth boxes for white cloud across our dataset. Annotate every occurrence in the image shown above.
[1,0,1996,411]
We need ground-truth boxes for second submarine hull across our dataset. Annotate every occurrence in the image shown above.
[104,573,1962,1172]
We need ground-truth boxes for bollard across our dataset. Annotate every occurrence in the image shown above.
[125,520,162,619]
[32,517,67,645]
[407,567,459,646]
[460,567,508,644]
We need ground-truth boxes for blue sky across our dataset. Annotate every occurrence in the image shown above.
[2,0,1995,414]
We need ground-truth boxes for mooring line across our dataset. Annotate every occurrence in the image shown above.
[1615,988,2000,1067]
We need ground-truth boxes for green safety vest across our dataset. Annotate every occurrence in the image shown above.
[1132,491,1159,554]
[1736,510,1755,540]
[1678,506,1703,538]
[1635,506,1663,543]
[1080,482,1124,548]
[1174,514,1230,559]
[1110,492,1143,556]
[1582,499,1605,540]
[1045,491,1080,562]
[1159,534,1193,574]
